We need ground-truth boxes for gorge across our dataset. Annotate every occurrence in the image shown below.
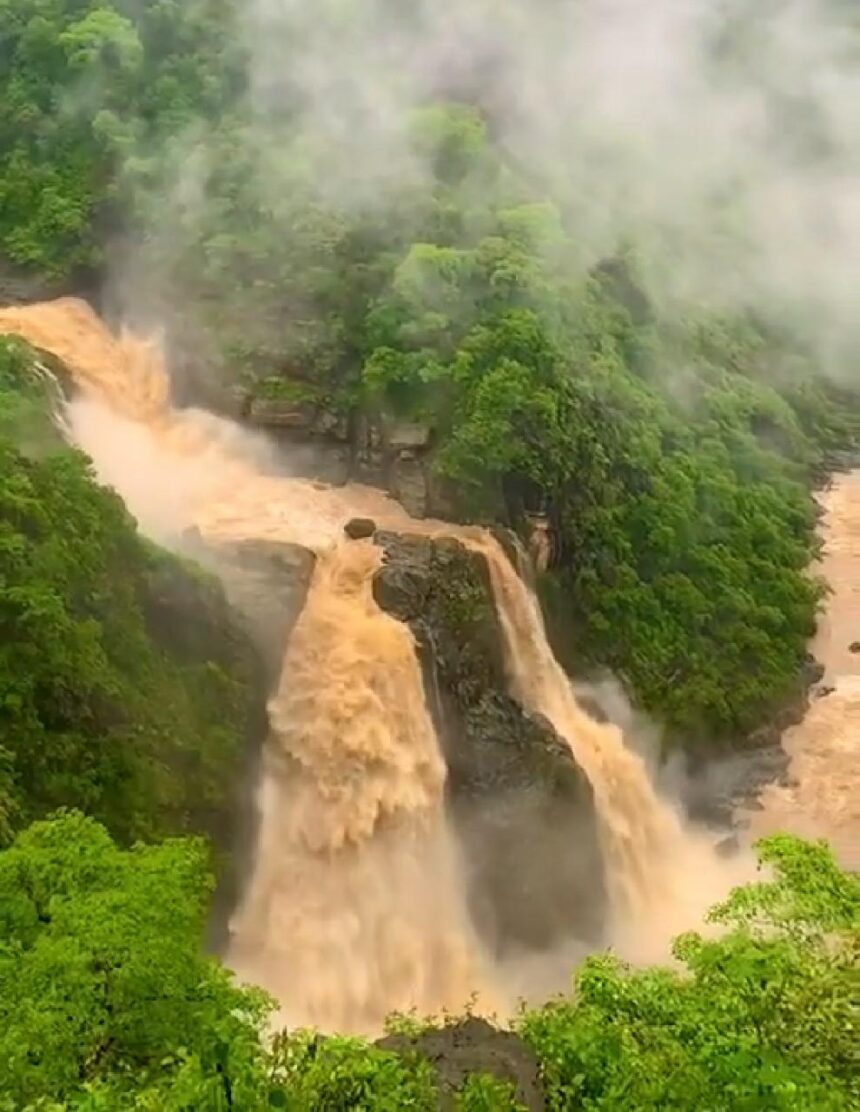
[1,0,858,1102]
[1,296,841,1036]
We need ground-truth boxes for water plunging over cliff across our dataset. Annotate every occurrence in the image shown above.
[230,540,496,1032]
[466,535,748,960]
[0,298,752,1026]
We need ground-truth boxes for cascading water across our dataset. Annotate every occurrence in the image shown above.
[0,298,757,1026]
[466,535,751,960]
[228,539,496,1033]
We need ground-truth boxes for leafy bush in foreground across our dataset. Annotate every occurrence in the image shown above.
[520,835,859,1111]
[0,816,855,1110]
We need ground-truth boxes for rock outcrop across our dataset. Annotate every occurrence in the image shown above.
[0,257,72,307]
[242,393,438,516]
[184,531,316,688]
[372,531,607,956]
[136,547,271,953]
[684,652,824,829]
[377,1017,546,1111]
[167,532,317,951]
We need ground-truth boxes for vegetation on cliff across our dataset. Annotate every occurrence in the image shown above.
[2,0,857,747]
[1,816,855,1110]
[0,6,857,1108]
[0,338,261,848]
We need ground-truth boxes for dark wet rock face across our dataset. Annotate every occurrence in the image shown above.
[0,258,72,306]
[183,531,316,689]
[176,532,316,957]
[377,1017,545,1111]
[134,543,271,958]
[683,742,790,830]
[684,653,824,830]
[390,453,428,518]
[238,395,437,514]
[373,531,607,956]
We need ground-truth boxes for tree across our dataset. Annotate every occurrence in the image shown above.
[0,339,260,848]
[520,835,860,1110]
[0,0,243,276]
[0,812,270,1110]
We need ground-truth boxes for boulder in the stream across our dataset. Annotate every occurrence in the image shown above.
[344,517,377,540]
[373,531,608,956]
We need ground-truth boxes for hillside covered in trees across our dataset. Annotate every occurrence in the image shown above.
[1,0,859,1107]
[0,340,855,1107]
[2,0,857,748]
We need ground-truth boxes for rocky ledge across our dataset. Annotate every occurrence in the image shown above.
[183,530,317,689]
[371,528,607,956]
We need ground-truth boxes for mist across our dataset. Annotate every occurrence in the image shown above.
[113,0,860,391]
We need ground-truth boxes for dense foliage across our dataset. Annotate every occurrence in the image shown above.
[1,8,857,1108]
[0,0,243,276]
[0,812,269,1110]
[1,0,858,745]
[0,816,855,1109]
[0,338,260,848]
[156,123,853,743]
[521,834,859,1110]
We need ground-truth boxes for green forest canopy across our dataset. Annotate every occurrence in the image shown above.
[0,4,858,1107]
[2,0,858,747]
[0,816,856,1110]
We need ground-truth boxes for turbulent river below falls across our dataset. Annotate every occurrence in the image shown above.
[741,470,859,871]
[0,298,856,1033]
